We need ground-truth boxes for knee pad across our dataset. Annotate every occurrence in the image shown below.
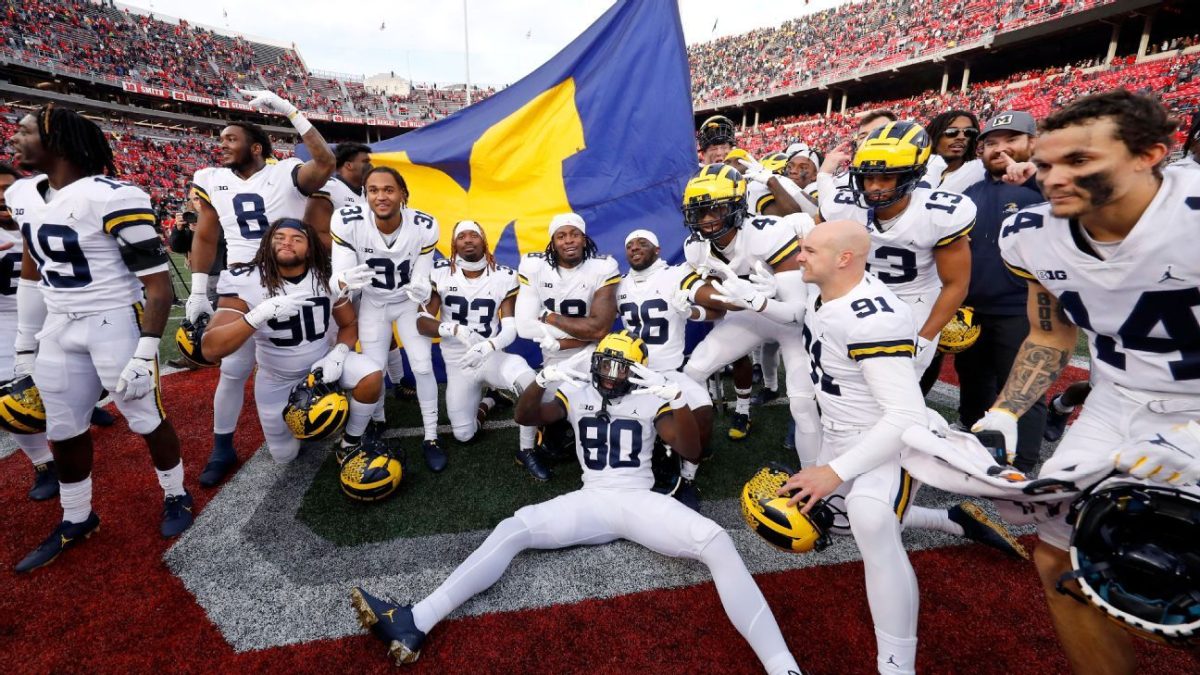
[451,423,477,443]
[219,355,255,380]
[846,494,902,542]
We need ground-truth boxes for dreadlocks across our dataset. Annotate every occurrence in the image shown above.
[227,121,273,160]
[35,104,117,176]
[544,233,599,270]
[230,218,331,297]
[450,227,497,274]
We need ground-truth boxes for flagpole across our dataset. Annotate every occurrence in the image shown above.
[462,0,472,105]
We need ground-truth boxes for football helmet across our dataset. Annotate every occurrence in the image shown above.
[0,375,47,434]
[682,163,748,241]
[282,369,349,441]
[697,115,736,150]
[938,306,982,354]
[175,314,218,368]
[340,438,405,502]
[741,463,837,553]
[759,152,789,175]
[1058,480,1200,646]
[723,147,753,165]
[849,120,932,209]
[591,330,648,400]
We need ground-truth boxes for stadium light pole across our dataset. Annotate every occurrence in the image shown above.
[463,0,472,105]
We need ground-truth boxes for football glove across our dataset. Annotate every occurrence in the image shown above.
[972,408,1019,465]
[116,337,160,400]
[537,325,561,353]
[459,340,496,370]
[740,158,774,185]
[711,277,767,312]
[245,294,313,329]
[186,293,213,323]
[335,263,376,291]
[534,363,585,388]
[1111,421,1200,486]
[238,88,299,117]
[915,336,937,371]
[669,288,694,316]
[748,261,777,298]
[629,364,680,401]
[312,343,350,384]
[404,278,431,305]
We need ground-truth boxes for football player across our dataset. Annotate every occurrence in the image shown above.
[973,90,1200,674]
[923,110,984,193]
[202,218,381,463]
[415,220,546,480]
[740,151,821,220]
[697,114,737,164]
[817,121,974,375]
[781,220,1022,674]
[187,89,336,488]
[9,105,190,573]
[0,162,56,500]
[784,143,820,189]
[330,166,444,470]
[678,164,822,464]
[514,212,619,466]
[350,331,803,675]
[618,229,715,507]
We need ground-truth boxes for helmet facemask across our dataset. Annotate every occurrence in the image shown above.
[683,198,746,242]
[591,351,635,401]
[849,164,927,211]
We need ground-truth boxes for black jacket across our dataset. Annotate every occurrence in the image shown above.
[961,174,1043,315]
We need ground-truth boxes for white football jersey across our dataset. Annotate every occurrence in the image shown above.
[518,252,620,321]
[802,274,916,428]
[7,175,164,314]
[0,227,23,314]
[681,213,799,295]
[746,176,821,218]
[330,205,439,304]
[819,183,976,300]
[220,265,338,380]
[617,260,692,370]
[192,158,310,265]
[999,169,1200,396]
[556,380,673,490]
[312,175,364,211]
[430,259,519,361]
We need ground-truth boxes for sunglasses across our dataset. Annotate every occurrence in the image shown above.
[942,128,980,139]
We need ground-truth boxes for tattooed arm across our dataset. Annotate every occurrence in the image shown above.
[993,281,1078,416]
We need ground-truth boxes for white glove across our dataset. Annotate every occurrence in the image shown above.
[116,337,160,400]
[437,322,485,347]
[336,263,376,291]
[1112,422,1200,486]
[459,340,496,370]
[313,343,350,384]
[686,238,712,277]
[245,294,314,329]
[741,158,774,184]
[238,88,298,117]
[748,261,777,298]
[186,293,213,323]
[404,278,431,305]
[711,278,767,312]
[915,336,937,371]
[669,288,694,316]
[971,408,1020,465]
[534,363,585,388]
[537,325,561,353]
[629,364,681,401]
[13,351,35,378]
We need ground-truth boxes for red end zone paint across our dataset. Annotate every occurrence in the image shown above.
[6,364,1189,673]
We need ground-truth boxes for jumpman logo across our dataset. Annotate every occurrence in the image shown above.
[1159,265,1182,283]
[100,318,111,326]
[886,655,899,667]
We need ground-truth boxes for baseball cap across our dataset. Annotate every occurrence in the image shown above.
[980,111,1037,139]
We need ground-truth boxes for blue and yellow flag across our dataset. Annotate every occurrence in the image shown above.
[366,0,696,266]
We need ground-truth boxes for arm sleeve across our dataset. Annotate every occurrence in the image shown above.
[15,279,46,352]
[827,356,928,480]
[815,172,839,217]
[758,269,808,325]
[490,316,517,350]
[515,285,541,340]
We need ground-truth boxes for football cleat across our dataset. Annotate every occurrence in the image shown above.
[949,501,1029,560]
[335,441,359,467]
[515,447,551,482]
[1043,395,1072,443]
[727,412,751,441]
[89,406,117,427]
[161,492,195,538]
[674,478,702,512]
[392,382,417,401]
[483,388,513,409]
[15,512,100,573]
[782,419,796,453]
[750,387,778,405]
[29,461,59,501]
[350,587,426,665]
[199,454,237,488]
[421,439,447,473]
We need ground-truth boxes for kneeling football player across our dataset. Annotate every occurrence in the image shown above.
[203,218,382,463]
[350,331,801,674]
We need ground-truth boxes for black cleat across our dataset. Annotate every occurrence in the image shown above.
[484,388,513,409]
[392,383,417,401]
[29,461,59,501]
[750,387,779,406]
[727,412,751,441]
[363,419,387,443]
[90,406,116,427]
[16,513,100,573]
[161,492,194,538]
[515,447,551,481]
[1043,397,1072,443]
[199,455,237,488]
[949,501,1029,560]
[422,440,447,473]
[674,478,702,512]
[350,587,426,665]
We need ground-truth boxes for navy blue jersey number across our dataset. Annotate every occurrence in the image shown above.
[0,250,21,295]
[868,246,918,284]
[801,324,841,395]
[1059,289,1200,381]
[578,417,644,470]
[365,258,412,290]
[618,298,670,345]
[268,296,332,347]
[544,297,587,318]
[22,223,92,288]
[233,194,270,239]
[443,295,497,338]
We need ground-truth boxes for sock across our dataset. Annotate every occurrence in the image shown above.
[212,371,248,434]
[414,371,439,440]
[386,348,406,384]
[518,424,536,451]
[735,388,752,415]
[876,629,918,675]
[412,516,532,633]
[211,432,236,461]
[17,433,53,465]
[762,367,778,391]
[347,398,373,439]
[762,343,780,390]
[789,396,822,466]
[902,505,964,536]
[60,476,93,523]
[480,393,496,411]
[680,459,699,481]
[156,461,186,497]
[1051,395,1075,414]
[372,393,387,423]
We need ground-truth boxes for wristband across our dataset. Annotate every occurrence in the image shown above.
[288,110,314,135]
[190,272,209,296]
[669,395,687,410]
[437,323,459,339]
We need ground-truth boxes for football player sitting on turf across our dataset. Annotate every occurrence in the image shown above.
[350,330,802,674]
[415,220,546,480]
[202,218,382,465]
